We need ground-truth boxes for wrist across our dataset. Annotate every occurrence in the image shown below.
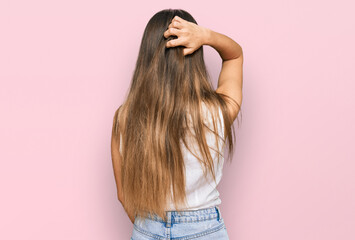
[201,27,213,46]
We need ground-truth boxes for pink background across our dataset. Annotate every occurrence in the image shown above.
[1,0,354,239]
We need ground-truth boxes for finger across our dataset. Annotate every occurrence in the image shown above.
[183,48,195,56]
[183,48,193,56]
[163,27,181,38]
[173,15,185,22]
[168,20,182,29]
[166,38,184,48]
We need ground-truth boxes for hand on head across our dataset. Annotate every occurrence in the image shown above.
[164,16,208,56]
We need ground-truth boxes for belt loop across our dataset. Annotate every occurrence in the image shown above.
[165,211,172,228]
[216,206,222,222]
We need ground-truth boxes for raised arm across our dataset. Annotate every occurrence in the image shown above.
[164,16,243,122]
[205,30,243,122]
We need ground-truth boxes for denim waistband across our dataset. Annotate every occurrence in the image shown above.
[143,205,223,226]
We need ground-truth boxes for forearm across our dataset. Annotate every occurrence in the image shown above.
[203,28,243,61]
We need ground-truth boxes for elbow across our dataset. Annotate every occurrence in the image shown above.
[239,49,244,61]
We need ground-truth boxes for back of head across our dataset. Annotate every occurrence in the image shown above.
[112,8,236,222]
[131,8,210,108]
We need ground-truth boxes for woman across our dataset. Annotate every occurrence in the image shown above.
[111,8,243,240]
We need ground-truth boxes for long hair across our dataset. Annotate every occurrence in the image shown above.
[112,8,241,222]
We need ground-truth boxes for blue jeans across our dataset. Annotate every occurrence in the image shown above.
[130,205,229,240]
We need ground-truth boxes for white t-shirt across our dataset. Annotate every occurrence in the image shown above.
[119,102,226,211]
[166,102,226,210]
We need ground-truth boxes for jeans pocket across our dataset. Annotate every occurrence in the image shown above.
[174,218,225,240]
[198,220,229,240]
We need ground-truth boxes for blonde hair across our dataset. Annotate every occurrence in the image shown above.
[112,8,241,222]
